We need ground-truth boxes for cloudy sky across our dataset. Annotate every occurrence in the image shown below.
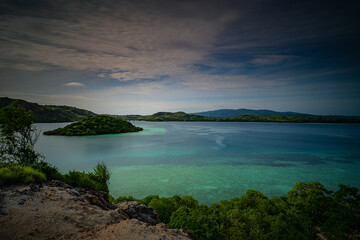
[0,0,359,115]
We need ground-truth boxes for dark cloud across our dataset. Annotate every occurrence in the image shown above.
[0,0,359,114]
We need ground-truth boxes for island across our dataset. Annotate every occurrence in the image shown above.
[43,115,143,136]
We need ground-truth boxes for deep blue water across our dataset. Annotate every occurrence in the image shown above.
[35,121,360,205]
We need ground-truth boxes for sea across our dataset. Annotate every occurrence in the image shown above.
[34,121,360,205]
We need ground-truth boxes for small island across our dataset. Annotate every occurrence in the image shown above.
[43,115,143,136]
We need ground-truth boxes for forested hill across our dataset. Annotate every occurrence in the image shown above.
[44,115,142,136]
[192,108,311,118]
[0,97,96,123]
[119,111,212,121]
[119,111,360,123]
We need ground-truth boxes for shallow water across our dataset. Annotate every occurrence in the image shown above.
[35,121,360,205]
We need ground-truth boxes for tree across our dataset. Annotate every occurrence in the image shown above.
[0,105,41,166]
[286,182,331,239]
[90,162,111,192]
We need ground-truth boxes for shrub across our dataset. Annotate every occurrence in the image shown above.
[0,165,46,186]
[149,197,178,223]
[140,194,159,205]
[109,194,116,203]
[63,170,103,191]
[115,196,139,203]
[89,162,110,192]
[169,205,221,240]
[31,161,62,180]
[62,163,110,192]
[0,105,42,166]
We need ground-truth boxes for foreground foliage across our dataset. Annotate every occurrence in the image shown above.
[0,105,42,166]
[0,165,46,185]
[0,162,110,193]
[63,162,110,192]
[114,182,360,240]
[44,115,143,136]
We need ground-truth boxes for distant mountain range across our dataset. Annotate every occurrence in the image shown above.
[0,97,96,123]
[119,111,211,121]
[1,97,359,123]
[119,111,360,123]
[192,109,311,118]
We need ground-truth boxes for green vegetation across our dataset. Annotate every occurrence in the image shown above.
[2,98,358,123]
[44,115,143,136]
[0,105,110,192]
[222,115,360,123]
[120,111,214,121]
[1,102,359,239]
[193,109,310,118]
[0,165,46,185]
[119,112,360,123]
[113,182,360,240]
[0,97,96,123]
[62,163,110,192]
[0,105,42,166]
[0,161,110,192]
[31,161,63,181]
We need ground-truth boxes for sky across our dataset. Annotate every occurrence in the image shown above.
[0,0,359,115]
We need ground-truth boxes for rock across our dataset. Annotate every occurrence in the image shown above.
[0,181,192,240]
[81,219,192,240]
[48,180,70,188]
[117,201,161,225]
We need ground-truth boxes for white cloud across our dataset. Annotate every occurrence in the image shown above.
[64,82,85,87]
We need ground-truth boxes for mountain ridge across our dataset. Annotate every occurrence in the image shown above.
[119,111,360,123]
[192,108,312,118]
[192,108,359,118]
[0,97,96,123]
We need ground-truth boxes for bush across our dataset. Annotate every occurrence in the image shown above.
[140,194,159,205]
[62,163,110,192]
[115,196,139,203]
[147,195,199,223]
[109,194,116,203]
[89,162,110,192]
[0,105,42,166]
[0,165,46,186]
[169,205,222,240]
[149,197,178,223]
[63,170,103,192]
[31,161,62,180]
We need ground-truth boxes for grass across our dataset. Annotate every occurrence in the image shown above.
[0,165,46,186]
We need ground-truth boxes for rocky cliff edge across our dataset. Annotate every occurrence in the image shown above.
[0,180,192,240]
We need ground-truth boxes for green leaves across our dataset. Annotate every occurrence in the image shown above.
[90,162,110,192]
[63,162,111,192]
[44,115,143,136]
[148,183,360,240]
[0,165,46,186]
[0,105,41,166]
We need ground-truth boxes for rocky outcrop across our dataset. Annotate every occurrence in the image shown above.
[0,181,192,240]
[117,201,160,225]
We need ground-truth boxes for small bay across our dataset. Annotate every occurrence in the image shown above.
[35,121,360,205]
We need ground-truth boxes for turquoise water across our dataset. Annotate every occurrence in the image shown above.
[35,122,360,205]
